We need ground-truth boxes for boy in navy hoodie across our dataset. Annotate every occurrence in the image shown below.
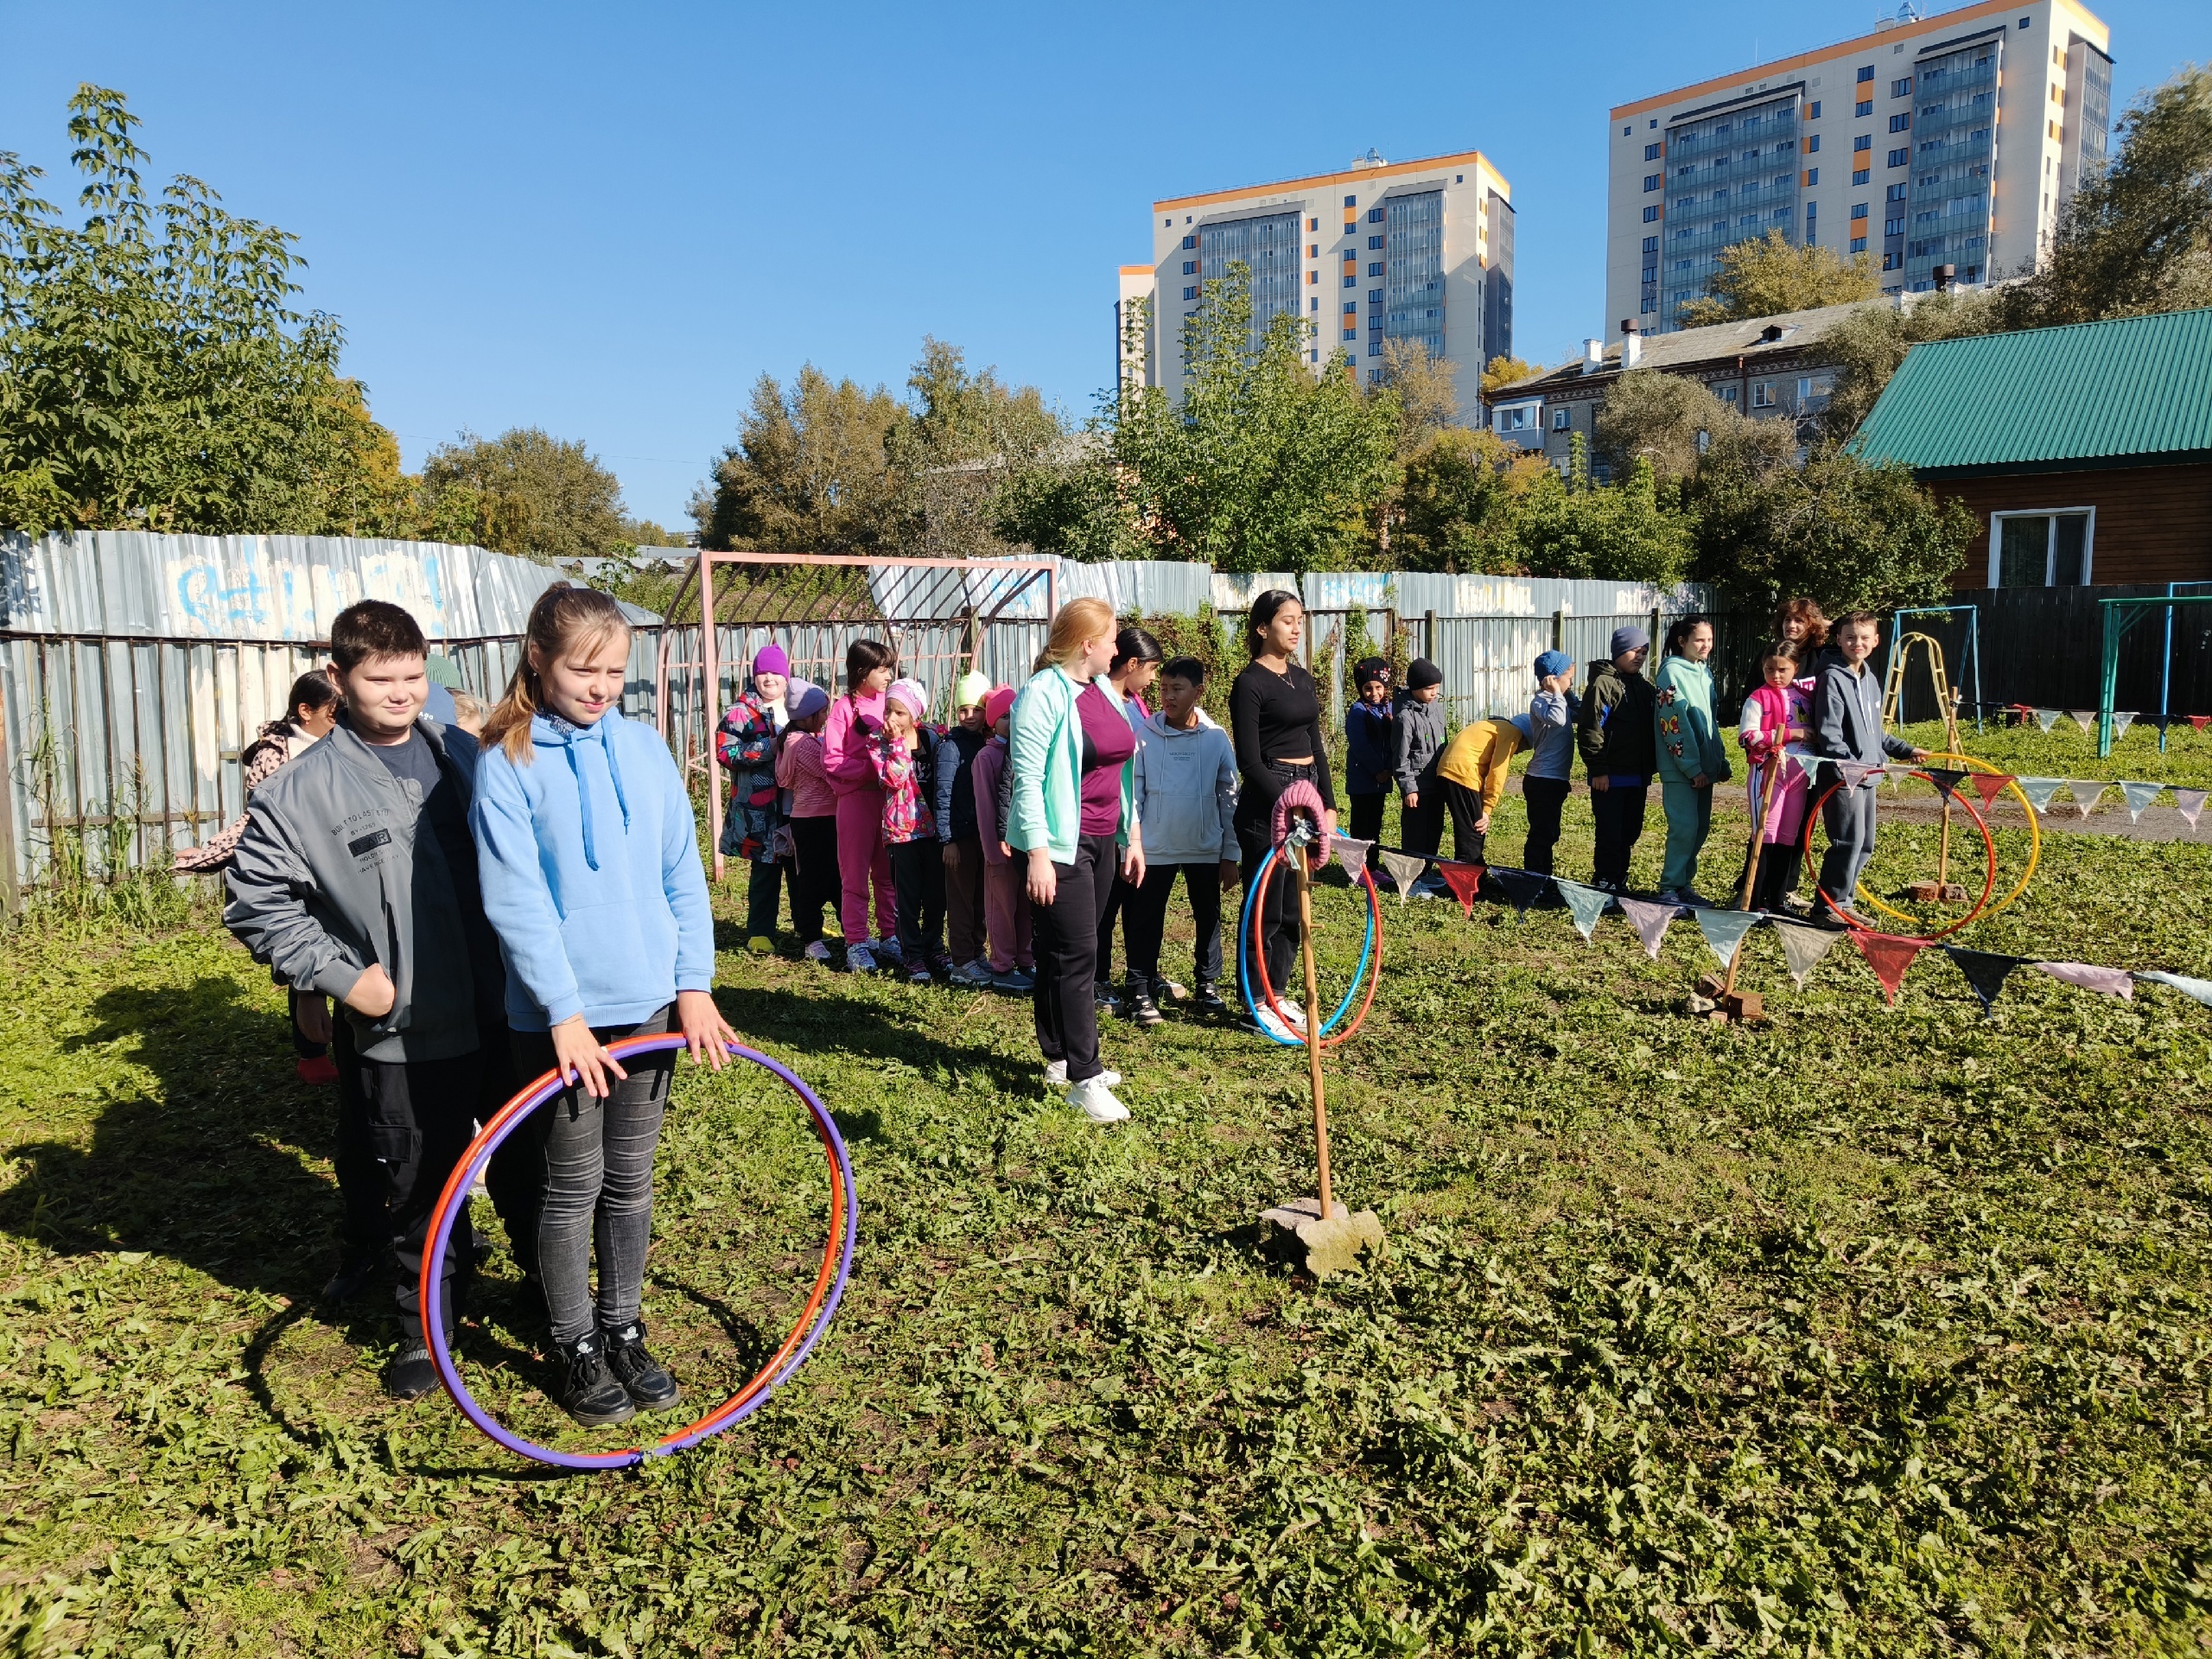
[1342,657,1394,881]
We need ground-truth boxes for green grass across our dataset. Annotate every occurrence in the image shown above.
[1890,716,2212,790]
[3,794,2210,1656]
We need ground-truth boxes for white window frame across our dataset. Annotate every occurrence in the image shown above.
[1987,506,2096,587]
[1751,381,1775,408]
[1493,401,1541,435]
[1551,406,1573,431]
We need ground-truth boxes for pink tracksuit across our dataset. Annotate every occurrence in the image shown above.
[821,690,897,944]
[1740,679,1815,846]
[969,736,1033,972]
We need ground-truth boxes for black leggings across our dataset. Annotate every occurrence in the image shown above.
[1032,835,1117,1083]
[889,837,946,963]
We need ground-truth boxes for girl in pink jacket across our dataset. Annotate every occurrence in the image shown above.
[773,683,841,962]
[821,639,899,973]
[1738,644,1815,913]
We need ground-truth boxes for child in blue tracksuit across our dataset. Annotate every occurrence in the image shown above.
[1342,656,1394,878]
[471,584,737,1431]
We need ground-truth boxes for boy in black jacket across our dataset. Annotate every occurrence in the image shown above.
[1574,626,1656,892]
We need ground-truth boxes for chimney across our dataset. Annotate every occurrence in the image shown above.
[1934,263,1956,292]
[1583,337,1605,372]
[1621,319,1643,369]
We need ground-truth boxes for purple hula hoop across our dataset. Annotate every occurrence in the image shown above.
[421,1037,857,1471]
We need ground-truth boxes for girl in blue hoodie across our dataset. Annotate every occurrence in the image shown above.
[472,584,735,1429]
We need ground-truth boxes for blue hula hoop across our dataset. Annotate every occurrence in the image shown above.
[1236,842,1376,1048]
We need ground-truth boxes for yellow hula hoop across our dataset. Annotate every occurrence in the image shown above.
[1853,750,2042,925]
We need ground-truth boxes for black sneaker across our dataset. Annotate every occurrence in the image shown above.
[1093,984,1120,1016]
[1191,982,1231,1017]
[321,1254,379,1303]
[602,1319,681,1411]
[384,1340,439,1401]
[1127,988,1164,1027]
[554,1330,638,1427]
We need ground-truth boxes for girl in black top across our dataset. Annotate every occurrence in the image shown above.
[1229,590,1336,1025]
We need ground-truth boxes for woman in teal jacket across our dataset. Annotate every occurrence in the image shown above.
[1653,614,1732,906]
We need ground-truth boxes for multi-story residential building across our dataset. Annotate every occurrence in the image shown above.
[1605,0,2113,334]
[1120,149,1514,403]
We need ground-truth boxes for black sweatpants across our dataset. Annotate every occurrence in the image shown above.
[1096,874,1135,991]
[1522,776,1570,876]
[1749,840,1806,912]
[888,836,947,964]
[1123,861,1225,994]
[1400,786,1445,861]
[744,859,783,940]
[1033,834,1116,1084]
[1591,782,1649,888]
[1346,793,1385,868]
[1440,779,1489,865]
[788,815,838,945]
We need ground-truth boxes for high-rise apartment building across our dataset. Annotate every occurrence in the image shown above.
[1120,150,1513,402]
[1606,0,2112,334]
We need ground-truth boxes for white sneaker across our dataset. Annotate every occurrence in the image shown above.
[1066,1076,1129,1122]
[1247,1003,1297,1041]
[1044,1060,1121,1089]
[1281,1001,1306,1029]
[804,940,832,963]
[874,936,904,963]
[844,941,876,974]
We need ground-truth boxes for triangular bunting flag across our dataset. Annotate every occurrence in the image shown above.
[1694,907,1763,969]
[1849,931,1927,1006]
[2137,970,2212,1008]
[1968,772,2013,810]
[1490,868,1548,918]
[1835,761,1877,790]
[1437,861,1485,917]
[1332,836,1374,879]
[1943,945,2023,1015]
[2069,709,2097,734]
[2190,715,2211,733]
[2037,709,2063,733]
[2066,779,2106,817]
[2034,961,2133,999]
[2016,777,2063,813]
[1772,920,1841,988]
[2176,788,2207,830]
[2112,711,2137,739]
[1616,895,1678,960]
[2120,780,2161,822]
[1377,849,1428,904]
[1555,880,1611,944]
[1924,766,1967,802]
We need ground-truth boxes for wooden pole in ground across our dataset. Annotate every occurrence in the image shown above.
[1295,839,1332,1219]
[1722,753,1777,1001]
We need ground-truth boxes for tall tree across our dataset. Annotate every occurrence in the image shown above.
[0,85,398,535]
[1503,448,1697,587]
[418,428,631,563]
[1394,426,1545,574]
[1478,354,1537,396]
[1676,228,1880,327]
[888,336,1065,556]
[691,367,905,552]
[1999,64,2212,327]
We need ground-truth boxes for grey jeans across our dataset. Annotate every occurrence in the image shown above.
[512,1005,676,1346]
[1816,782,1878,914]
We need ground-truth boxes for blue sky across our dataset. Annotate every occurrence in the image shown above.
[3,1,2201,527]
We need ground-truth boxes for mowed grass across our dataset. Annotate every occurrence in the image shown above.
[2,791,2209,1656]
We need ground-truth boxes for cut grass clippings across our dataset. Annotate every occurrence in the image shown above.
[2,792,2209,1656]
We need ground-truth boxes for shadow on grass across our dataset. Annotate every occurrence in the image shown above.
[721,982,1045,1099]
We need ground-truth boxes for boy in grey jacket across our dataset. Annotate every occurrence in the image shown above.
[1122,658,1239,1023]
[225,601,520,1402]
[1389,658,1448,882]
[1808,610,1927,924]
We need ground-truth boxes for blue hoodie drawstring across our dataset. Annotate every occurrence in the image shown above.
[547,714,632,872]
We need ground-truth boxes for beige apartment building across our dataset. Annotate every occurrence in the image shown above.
[1605,0,2113,334]
[1120,149,1514,404]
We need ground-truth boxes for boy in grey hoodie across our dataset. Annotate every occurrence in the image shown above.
[1389,658,1448,882]
[1122,658,1239,1023]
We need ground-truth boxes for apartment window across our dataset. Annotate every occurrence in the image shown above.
[1993,510,2094,587]
[1642,235,1658,253]
[1551,407,1572,431]
[1164,217,1173,227]
[1889,112,1910,132]
[1344,195,1357,207]
[1494,404,1538,435]
[1803,168,1819,186]
[1310,298,1319,312]
[1181,235,1196,250]
[1343,273,1356,288]
[1306,243,1318,257]
[1851,201,1869,219]
[1884,251,1901,270]
[1310,349,1319,362]
[1888,148,1910,167]
[1367,207,1384,223]
[1856,99,1873,117]
[1719,385,1739,404]
[1885,214,1905,236]
[1806,134,1821,153]
[1644,142,1662,160]
[1857,65,1875,82]
[1367,261,1383,276]
[2018,13,2029,26]
[1182,287,1198,301]
[1751,382,1775,408]
[1624,124,1633,136]
[1891,77,1912,97]
[1342,327,1357,341]
[1307,270,1318,284]
[1850,236,1869,252]
[1370,289,1382,304]
[1308,217,1319,232]
[1643,205,1661,223]
[1643,174,1662,191]
[1853,168,1872,185]
[1368,234,1384,249]
[1342,301,1357,315]
[1853,134,1872,152]
[1887,181,1908,201]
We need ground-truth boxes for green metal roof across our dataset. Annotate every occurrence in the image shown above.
[1851,306,2212,476]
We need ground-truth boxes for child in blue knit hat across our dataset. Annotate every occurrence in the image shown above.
[1523,649,1579,876]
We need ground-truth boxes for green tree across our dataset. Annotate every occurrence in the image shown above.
[0,85,398,535]
[1999,64,2212,327]
[1676,228,1880,327]
[1109,264,1399,572]
[1810,288,1998,442]
[889,336,1065,557]
[691,366,905,551]
[1593,370,1729,481]
[1503,445,1696,586]
[1395,426,1542,574]
[417,427,631,562]
[1478,354,1537,396]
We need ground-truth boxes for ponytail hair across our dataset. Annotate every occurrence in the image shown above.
[480,583,632,762]
[1245,589,1301,658]
[845,638,894,694]
[1033,596,1116,673]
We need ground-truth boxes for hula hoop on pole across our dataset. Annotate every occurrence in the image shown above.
[1236,843,1382,1049]
[418,1034,856,1472]
[1847,751,2042,929]
[1802,766,1998,944]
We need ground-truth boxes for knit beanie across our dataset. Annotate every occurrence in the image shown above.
[1609,626,1649,659]
[1533,648,1572,680]
[953,669,992,711]
[787,682,828,721]
[983,685,1017,728]
[1406,658,1443,690]
[753,643,790,678]
[886,677,928,720]
[1354,655,1390,687]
